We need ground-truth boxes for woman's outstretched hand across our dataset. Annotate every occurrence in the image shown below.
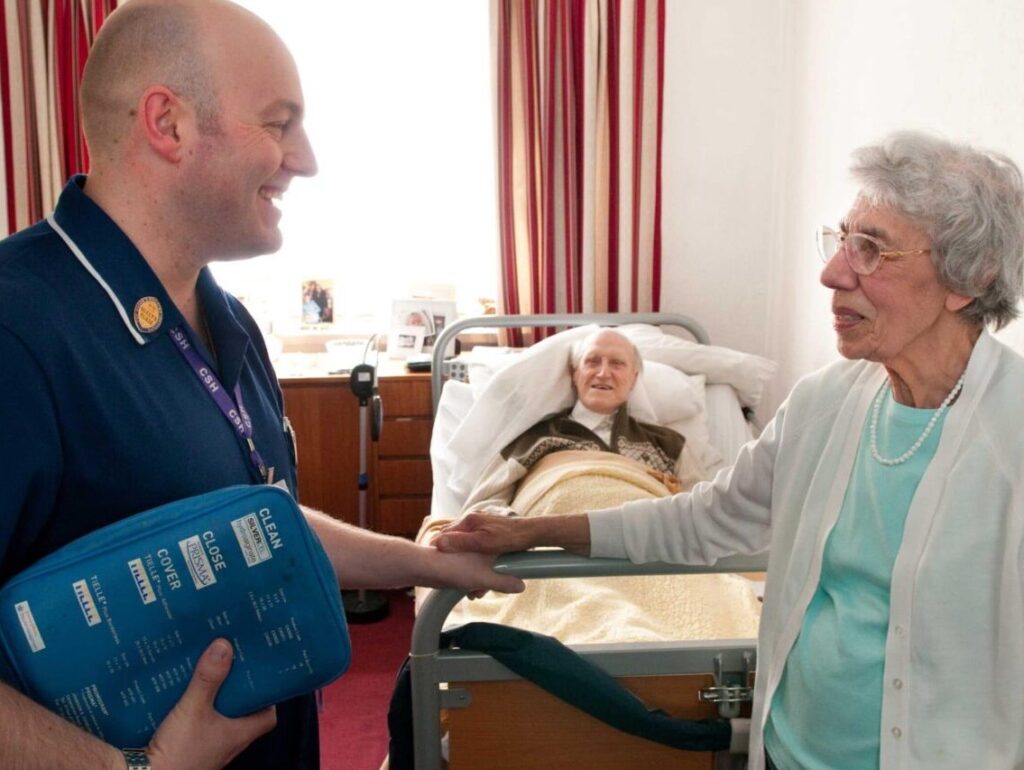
[432,512,592,557]
[432,512,532,554]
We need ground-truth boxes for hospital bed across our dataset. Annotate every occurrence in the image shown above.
[409,313,773,770]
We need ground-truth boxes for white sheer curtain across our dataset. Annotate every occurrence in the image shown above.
[217,2,498,336]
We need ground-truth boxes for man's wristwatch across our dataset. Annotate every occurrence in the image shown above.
[121,748,152,770]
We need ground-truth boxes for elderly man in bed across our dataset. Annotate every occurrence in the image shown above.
[462,328,707,516]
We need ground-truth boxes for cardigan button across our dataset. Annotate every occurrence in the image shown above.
[892,727,903,738]
[892,678,903,690]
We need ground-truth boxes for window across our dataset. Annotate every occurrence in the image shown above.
[217,2,498,336]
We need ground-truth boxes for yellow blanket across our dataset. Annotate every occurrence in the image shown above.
[419,451,761,644]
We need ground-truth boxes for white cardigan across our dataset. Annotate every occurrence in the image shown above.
[589,331,1024,770]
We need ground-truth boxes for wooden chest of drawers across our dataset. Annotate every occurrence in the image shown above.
[373,376,433,536]
[281,366,432,538]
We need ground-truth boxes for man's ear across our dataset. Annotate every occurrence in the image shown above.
[139,86,190,164]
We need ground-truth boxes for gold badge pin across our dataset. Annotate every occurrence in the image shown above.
[133,296,163,333]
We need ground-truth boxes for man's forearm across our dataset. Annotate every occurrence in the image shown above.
[302,506,526,596]
[0,683,123,770]
[302,506,427,588]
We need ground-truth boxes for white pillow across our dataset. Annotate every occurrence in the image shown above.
[464,345,703,425]
[632,360,703,425]
[443,323,771,498]
[459,325,776,410]
[617,324,777,409]
[431,380,475,515]
[465,347,519,399]
[664,375,723,473]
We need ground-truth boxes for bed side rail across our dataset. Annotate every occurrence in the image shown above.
[410,551,767,770]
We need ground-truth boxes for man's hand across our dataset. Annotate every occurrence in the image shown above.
[426,547,525,596]
[146,639,277,770]
[432,512,591,557]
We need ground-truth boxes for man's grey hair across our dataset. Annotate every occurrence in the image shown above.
[850,131,1024,329]
[81,1,221,160]
[568,328,644,374]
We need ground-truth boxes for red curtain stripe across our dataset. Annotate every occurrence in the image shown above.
[652,0,664,311]
[558,0,580,314]
[523,2,542,319]
[570,0,585,310]
[606,0,620,312]
[630,0,644,312]
[542,0,556,321]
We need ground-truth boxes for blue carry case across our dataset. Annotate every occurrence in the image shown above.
[0,485,350,745]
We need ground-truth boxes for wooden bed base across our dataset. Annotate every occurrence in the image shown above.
[445,672,748,769]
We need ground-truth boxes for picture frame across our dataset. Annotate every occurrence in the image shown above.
[387,325,426,359]
[390,299,458,356]
[301,278,335,327]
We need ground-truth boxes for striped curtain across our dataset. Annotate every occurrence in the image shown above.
[494,0,665,334]
[0,0,118,236]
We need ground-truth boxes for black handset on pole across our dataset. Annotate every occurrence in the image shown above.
[343,362,388,623]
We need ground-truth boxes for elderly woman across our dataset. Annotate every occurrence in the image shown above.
[436,131,1024,770]
[462,327,704,515]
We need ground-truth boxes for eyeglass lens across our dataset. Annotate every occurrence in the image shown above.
[818,229,880,275]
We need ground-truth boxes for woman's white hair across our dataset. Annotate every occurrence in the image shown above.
[850,131,1024,329]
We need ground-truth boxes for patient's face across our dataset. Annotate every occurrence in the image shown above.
[572,331,639,414]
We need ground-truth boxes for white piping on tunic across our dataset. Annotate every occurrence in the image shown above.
[46,213,146,345]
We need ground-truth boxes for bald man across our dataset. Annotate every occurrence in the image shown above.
[0,2,521,769]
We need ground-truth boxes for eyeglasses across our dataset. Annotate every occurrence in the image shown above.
[816,225,931,276]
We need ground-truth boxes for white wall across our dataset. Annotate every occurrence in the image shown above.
[660,0,786,361]
[660,0,1024,419]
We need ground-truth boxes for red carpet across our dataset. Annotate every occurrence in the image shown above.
[320,590,414,770]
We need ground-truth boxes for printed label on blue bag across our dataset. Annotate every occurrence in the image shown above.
[231,514,274,567]
[128,558,157,605]
[15,601,45,652]
[178,535,217,590]
[72,580,101,627]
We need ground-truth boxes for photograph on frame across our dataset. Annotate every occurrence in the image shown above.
[301,278,334,327]
[387,324,426,359]
[390,298,458,355]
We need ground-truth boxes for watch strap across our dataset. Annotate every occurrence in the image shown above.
[121,748,152,770]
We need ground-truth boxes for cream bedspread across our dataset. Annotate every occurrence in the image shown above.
[418,451,761,644]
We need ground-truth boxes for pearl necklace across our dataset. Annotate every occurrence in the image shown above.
[869,374,965,466]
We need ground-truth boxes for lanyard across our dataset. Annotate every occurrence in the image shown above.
[169,326,269,483]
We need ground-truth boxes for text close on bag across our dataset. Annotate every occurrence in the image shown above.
[0,484,350,745]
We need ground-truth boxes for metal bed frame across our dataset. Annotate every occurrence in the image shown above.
[412,313,766,769]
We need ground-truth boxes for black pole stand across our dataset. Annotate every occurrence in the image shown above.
[341,362,389,623]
